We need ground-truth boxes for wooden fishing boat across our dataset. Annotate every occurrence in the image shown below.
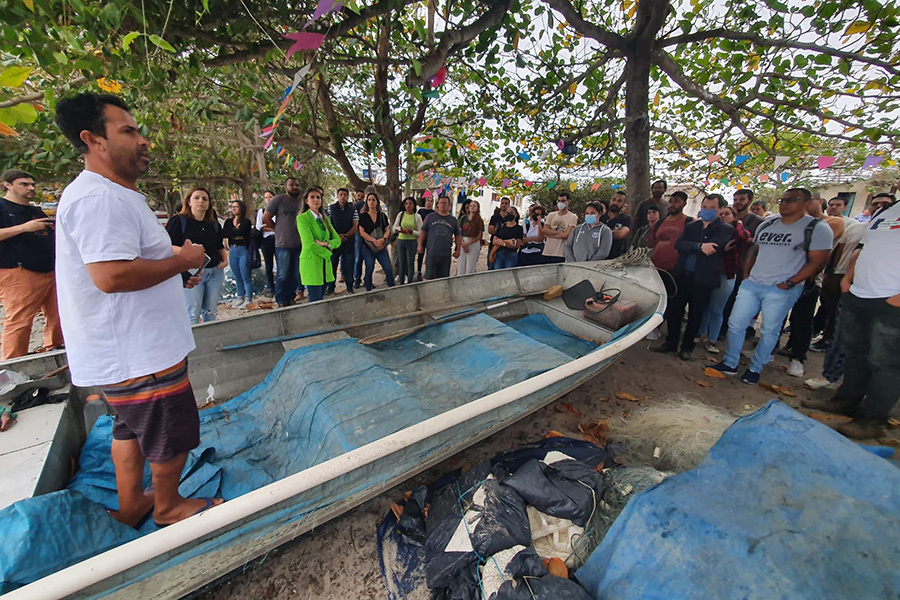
[0,258,665,599]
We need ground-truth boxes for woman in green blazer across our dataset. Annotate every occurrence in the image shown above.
[297,188,341,302]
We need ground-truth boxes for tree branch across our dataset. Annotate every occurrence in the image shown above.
[0,76,87,109]
[660,28,900,77]
[408,0,514,85]
[541,0,626,50]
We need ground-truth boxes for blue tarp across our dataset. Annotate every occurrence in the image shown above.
[575,401,900,599]
[0,313,596,593]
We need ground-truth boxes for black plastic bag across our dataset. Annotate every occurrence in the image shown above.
[503,459,603,527]
[397,485,428,544]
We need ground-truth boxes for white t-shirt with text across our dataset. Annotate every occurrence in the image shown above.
[851,202,900,299]
[56,171,196,386]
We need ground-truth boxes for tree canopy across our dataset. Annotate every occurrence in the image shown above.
[2,0,899,213]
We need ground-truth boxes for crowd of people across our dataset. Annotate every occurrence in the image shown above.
[0,92,897,533]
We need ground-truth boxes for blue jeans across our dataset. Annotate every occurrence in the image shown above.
[361,244,395,291]
[396,239,417,284]
[328,241,355,293]
[229,245,254,301]
[699,274,736,341]
[354,234,364,285]
[307,285,325,302]
[723,279,803,373]
[184,267,225,324]
[274,247,301,305]
[493,251,518,270]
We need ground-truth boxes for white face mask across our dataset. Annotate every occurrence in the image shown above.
[557,202,567,211]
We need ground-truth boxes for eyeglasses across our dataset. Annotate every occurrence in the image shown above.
[779,196,803,204]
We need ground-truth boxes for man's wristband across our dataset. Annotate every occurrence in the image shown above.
[783,280,797,289]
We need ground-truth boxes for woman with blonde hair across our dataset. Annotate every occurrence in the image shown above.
[165,187,227,323]
[457,200,483,275]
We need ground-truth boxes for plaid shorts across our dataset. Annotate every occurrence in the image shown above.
[99,359,200,463]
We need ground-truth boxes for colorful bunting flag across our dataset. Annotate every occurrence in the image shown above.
[423,90,441,99]
[547,181,558,189]
[708,154,721,165]
[780,172,789,182]
[517,150,531,161]
[294,161,303,170]
[817,156,836,169]
[611,184,621,189]
[590,183,601,192]
[862,155,883,169]
[422,190,433,198]
[569,182,577,192]
[430,65,447,88]
[735,155,750,166]
[415,147,434,154]
[773,155,789,171]
[305,0,343,28]
[740,176,750,185]
[283,32,325,62]
[502,179,511,188]
[760,174,770,182]
[525,181,533,188]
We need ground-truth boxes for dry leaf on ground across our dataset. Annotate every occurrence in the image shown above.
[555,402,583,417]
[390,502,403,521]
[615,391,640,402]
[806,412,852,425]
[578,420,609,447]
[887,418,900,429]
[545,430,566,438]
[758,382,796,397]
[703,367,726,379]
[695,380,712,388]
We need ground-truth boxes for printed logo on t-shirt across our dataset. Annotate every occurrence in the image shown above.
[869,217,900,231]
[756,231,797,247]
[591,230,602,239]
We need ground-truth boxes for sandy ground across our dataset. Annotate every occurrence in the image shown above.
[2,256,894,599]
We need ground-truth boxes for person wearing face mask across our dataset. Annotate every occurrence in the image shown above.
[565,202,612,262]
[541,192,578,264]
[491,207,524,269]
[487,196,512,270]
[600,191,632,259]
[655,196,734,361]
[518,204,547,266]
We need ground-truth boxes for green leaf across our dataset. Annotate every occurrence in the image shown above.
[0,103,38,126]
[123,31,141,51]
[412,59,422,76]
[0,66,33,88]
[148,34,176,53]
[344,0,361,14]
[53,51,68,64]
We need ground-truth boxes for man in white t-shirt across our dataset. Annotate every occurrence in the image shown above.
[541,192,578,263]
[803,199,900,439]
[55,93,222,528]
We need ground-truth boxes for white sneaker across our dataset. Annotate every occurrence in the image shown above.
[230,299,243,309]
[804,377,836,390]
[787,359,804,378]
[705,342,720,354]
[238,299,250,309]
[645,328,661,341]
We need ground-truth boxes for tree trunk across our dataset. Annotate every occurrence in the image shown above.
[624,50,652,217]
[240,172,253,207]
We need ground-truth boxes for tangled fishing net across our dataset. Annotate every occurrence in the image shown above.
[612,397,737,472]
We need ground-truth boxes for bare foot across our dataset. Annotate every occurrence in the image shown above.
[0,411,15,431]
[108,490,155,528]
[154,497,224,526]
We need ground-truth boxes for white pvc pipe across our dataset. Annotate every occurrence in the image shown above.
[8,312,663,600]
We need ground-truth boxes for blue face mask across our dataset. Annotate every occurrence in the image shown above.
[699,208,718,221]
[584,214,598,225]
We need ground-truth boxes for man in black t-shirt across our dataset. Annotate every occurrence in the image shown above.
[0,169,64,359]
[601,191,632,259]
[327,187,359,294]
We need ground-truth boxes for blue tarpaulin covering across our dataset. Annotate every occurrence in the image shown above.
[0,313,596,593]
[575,401,900,600]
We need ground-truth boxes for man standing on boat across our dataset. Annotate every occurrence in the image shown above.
[418,194,461,279]
[0,169,64,359]
[54,93,222,527]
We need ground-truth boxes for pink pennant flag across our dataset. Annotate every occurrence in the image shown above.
[502,178,511,188]
[760,174,770,182]
[283,32,325,62]
[862,155,883,169]
[707,154,721,165]
[430,65,447,88]
[264,136,274,150]
[294,161,303,170]
[524,181,533,188]
[590,183,600,192]
[422,190,433,198]
[478,177,487,187]
[305,0,343,28]
[817,156,836,169]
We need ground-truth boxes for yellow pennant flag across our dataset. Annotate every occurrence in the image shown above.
[569,182,577,192]
[568,81,578,95]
